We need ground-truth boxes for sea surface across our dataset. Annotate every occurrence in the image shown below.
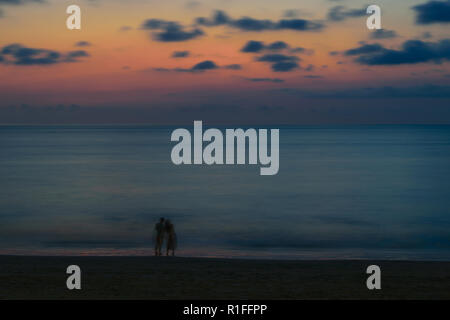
[1,125,450,260]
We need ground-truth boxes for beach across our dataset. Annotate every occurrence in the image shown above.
[1,256,449,300]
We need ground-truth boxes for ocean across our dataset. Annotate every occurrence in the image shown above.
[1,125,449,260]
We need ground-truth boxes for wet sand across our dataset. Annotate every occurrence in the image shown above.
[1,255,449,299]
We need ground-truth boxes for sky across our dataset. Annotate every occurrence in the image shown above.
[0,0,449,124]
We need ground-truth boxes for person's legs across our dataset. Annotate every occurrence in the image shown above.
[156,235,162,256]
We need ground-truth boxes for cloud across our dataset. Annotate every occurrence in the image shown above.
[245,77,284,83]
[345,43,384,55]
[231,17,277,31]
[196,10,324,32]
[271,62,299,71]
[75,41,92,47]
[195,9,230,26]
[0,43,89,65]
[191,60,217,71]
[256,54,300,72]
[267,41,289,51]
[0,9,3,18]
[345,39,450,65]
[370,29,398,39]
[172,50,190,58]
[223,64,242,70]
[153,60,219,73]
[256,54,299,63]
[327,5,366,21]
[153,60,241,73]
[241,40,313,55]
[241,40,265,53]
[276,19,324,31]
[290,47,313,54]
[413,0,450,24]
[141,19,204,42]
[64,50,90,62]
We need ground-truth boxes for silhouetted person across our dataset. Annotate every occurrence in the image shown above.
[154,217,165,256]
[165,219,177,256]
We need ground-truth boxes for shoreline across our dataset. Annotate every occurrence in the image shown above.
[1,254,450,262]
[2,246,450,261]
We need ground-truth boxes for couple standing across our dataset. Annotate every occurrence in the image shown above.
[154,218,177,256]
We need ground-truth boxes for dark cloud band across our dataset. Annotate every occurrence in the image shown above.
[196,10,324,32]
[256,54,300,72]
[141,19,204,42]
[413,0,450,24]
[0,43,90,65]
[327,5,366,22]
[345,39,450,65]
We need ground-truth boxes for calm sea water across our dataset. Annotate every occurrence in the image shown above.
[1,125,450,260]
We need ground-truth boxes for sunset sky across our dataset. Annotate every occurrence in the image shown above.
[0,0,449,124]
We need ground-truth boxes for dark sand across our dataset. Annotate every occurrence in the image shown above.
[1,256,449,299]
